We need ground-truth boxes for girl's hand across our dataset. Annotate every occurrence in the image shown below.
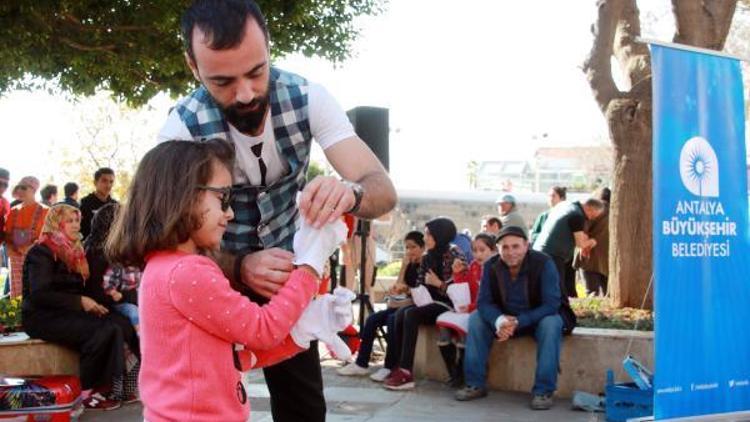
[110,290,123,302]
[388,282,407,295]
[425,270,442,288]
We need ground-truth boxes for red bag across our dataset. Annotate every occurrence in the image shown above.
[0,375,82,422]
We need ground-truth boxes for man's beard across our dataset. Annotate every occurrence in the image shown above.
[220,92,270,134]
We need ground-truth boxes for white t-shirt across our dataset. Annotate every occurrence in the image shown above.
[157,82,355,185]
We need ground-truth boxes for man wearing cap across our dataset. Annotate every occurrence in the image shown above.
[496,194,528,237]
[532,198,604,297]
[455,225,567,410]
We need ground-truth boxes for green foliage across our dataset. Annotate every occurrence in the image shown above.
[571,295,654,331]
[0,295,22,332]
[0,0,386,106]
[379,260,401,277]
[306,160,326,181]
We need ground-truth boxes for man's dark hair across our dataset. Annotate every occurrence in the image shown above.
[94,167,115,182]
[181,0,269,61]
[551,186,567,201]
[404,231,425,248]
[583,197,605,211]
[595,187,611,203]
[64,182,79,197]
[486,216,502,229]
[40,184,57,201]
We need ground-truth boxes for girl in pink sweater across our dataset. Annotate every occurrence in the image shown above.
[106,140,343,421]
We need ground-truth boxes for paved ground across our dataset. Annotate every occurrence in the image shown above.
[80,354,604,422]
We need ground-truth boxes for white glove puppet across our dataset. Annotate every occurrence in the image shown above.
[291,287,356,361]
[292,194,348,276]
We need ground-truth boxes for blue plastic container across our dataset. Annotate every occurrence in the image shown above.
[605,370,654,422]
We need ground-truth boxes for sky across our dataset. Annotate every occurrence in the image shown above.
[0,1,674,192]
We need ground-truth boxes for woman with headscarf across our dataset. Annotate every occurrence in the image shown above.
[21,204,139,411]
[383,217,466,390]
[5,176,48,298]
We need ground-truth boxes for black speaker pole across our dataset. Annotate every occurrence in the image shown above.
[354,219,375,327]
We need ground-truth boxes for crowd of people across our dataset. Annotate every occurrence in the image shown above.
[0,166,141,410]
[0,0,614,419]
[337,187,611,411]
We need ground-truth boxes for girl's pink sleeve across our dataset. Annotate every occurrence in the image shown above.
[168,255,317,350]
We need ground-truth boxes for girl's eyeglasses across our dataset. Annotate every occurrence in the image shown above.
[197,186,232,212]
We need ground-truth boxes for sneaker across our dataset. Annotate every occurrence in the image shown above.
[369,367,391,382]
[383,368,415,390]
[337,363,370,376]
[455,385,488,401]
[530,393,554,410]
[122,394,140,405]
[83,393,122,411]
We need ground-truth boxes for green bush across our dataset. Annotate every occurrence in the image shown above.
[379,261,402,277]
[570,295,653,331]
[0,295,22,332]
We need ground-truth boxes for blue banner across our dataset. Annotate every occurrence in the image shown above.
[653,44,750,419]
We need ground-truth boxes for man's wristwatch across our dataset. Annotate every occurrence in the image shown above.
[343,181,364,214]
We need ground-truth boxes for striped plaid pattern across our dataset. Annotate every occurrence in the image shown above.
[174,68,312,253]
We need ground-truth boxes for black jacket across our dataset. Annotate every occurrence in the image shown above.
[22,243,84,314]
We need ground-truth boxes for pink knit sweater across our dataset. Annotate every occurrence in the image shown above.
[139,251,317,422]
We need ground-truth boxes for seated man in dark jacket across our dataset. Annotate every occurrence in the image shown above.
[456,226,570,410]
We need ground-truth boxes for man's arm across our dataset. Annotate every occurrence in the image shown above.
[299,136,397,228]
[210,248,295,299]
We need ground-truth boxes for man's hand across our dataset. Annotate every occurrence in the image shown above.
[81,296,108,317]
[496,316,518,342]
[240,248,295,299]
[298,176,355,229]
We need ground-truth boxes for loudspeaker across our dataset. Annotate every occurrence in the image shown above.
[346,106,389,171]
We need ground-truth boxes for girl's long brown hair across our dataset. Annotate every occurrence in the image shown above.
[106,139,235,267]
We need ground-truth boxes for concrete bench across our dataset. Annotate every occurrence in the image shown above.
[413,325,653,398]
[0,332,79,376]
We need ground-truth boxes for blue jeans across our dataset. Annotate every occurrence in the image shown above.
[356,308,397,368]
[113,303,139,328]
[464,311,562,395]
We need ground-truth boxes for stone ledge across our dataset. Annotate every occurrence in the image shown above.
[0,332,79,376]
[413,325,653,398]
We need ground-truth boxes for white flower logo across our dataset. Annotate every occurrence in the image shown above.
[679,136,719,197]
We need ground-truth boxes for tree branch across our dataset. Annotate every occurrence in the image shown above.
[613,0,650,88]
[583,0,624,115]
[60,37,117,53]
[60,12,153,33]
[673,0,738,49]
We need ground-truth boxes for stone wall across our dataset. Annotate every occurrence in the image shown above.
[413,325,653,398]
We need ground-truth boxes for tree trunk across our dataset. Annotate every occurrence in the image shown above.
[584,0,736,309]
[607,79,653,309]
